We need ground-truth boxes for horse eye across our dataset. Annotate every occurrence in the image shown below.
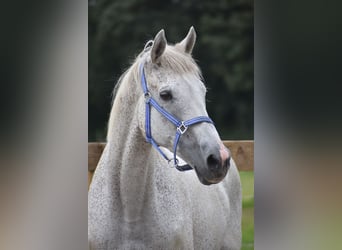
[159,90,173,101]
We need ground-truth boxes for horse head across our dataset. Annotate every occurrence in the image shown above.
[137,27,230,185]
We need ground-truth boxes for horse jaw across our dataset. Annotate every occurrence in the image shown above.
[193,166,227,185]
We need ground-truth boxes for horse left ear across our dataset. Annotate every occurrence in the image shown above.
[151,29,167,64]
[178,26,197,54]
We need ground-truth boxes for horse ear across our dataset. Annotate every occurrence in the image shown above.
[151,29,167,64]
[178,26,196,54]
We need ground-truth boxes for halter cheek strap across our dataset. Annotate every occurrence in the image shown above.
[140,63,214,171]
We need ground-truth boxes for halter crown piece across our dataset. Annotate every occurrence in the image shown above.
[139,61,214,171]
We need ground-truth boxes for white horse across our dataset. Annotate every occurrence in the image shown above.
[88,27,242,250]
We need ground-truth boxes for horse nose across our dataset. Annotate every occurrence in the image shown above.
[206,153,221,171]
[206,153,230,171]
[204,143,231,171]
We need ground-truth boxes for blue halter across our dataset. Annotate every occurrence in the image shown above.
[139,62,214,171]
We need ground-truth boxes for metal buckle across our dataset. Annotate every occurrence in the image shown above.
[177,122,188,134]
[144,92,151,103]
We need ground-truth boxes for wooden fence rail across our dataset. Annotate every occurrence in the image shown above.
[88,140,253,187]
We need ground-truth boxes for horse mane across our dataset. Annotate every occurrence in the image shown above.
[107,44,202,140]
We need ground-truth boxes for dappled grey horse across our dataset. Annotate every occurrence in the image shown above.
[88,27,242,249]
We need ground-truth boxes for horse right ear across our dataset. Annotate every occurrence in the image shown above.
[177,26,196,54]
[151,29,167,64]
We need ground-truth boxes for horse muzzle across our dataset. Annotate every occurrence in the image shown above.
[194,145,231,185]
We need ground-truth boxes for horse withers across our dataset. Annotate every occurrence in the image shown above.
[88,27,242,250]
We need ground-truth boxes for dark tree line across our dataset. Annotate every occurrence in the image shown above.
[89,0,253,141]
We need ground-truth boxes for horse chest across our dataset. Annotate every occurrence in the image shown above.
[139,173,230,248]
[116,194,193,249]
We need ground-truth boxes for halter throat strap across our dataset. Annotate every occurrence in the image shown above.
[139,62,213,171]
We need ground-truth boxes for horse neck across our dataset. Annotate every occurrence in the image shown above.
[106,68,154,223]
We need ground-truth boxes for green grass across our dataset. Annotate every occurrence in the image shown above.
[240,171,254,250]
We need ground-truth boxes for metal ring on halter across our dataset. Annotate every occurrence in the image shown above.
[144,40,154,51]
[168,158,179,168]
[177,121,188,135]
[144,92,151,103]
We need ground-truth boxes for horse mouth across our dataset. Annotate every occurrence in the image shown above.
[193,166,224,185]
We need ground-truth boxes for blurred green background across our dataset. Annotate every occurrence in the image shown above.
[89,0,253,141]
[240,171,254,250]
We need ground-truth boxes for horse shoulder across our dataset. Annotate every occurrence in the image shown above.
[88,144,123,247]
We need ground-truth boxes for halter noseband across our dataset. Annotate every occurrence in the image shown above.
[139,62,214,171]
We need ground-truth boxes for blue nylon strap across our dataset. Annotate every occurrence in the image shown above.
[150,138,170,161]
[140,64,149,94]
[145,102,151,140]
[173,131,182,165]
[149,98,180,127]
[184,116,213,126]
[141,63,174,164]
[139,62,214,172]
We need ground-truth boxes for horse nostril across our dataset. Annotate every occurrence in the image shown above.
[207,154,220,170]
